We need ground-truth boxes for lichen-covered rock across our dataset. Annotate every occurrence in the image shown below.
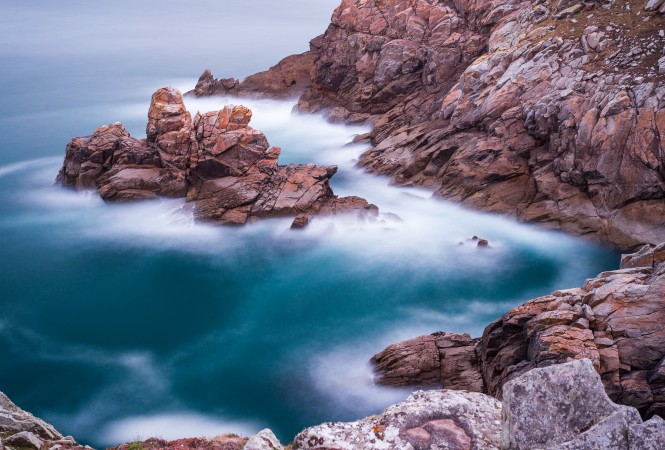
[292,390,502,450]
[372,244,665,419]
[502,359,643,450]
[243,428,283,450]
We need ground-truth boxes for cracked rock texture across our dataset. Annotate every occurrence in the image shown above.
[292,389,502,450]
[0,391,88,450]
[502,359,665,450]
[202,0,665,250]
[372,242,665,420]
[57,87,378,225]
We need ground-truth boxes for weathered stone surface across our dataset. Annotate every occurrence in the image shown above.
[243,428,283,450]
[502,359,642,450]
[292,389,502,450]
[0,391,86,450]
[628,416,665,450]
[372,244,665,419]
[58,88,377,226]
[197,0,665,249]
[146,87,193,171]
[371,332,483,392]
[191,51,316,99]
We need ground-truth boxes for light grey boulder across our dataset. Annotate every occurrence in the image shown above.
[292,389,502,450]
[243,428,284,450]
[502,359,645,450]
[3,431,44,450]
[628,416,665,450]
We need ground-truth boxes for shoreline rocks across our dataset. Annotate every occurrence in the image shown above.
[56,87,378,226]
[197,0,665,250]
[372,242,665,420]
[5,359,665,449]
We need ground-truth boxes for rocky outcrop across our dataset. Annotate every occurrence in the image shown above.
[372,243,665,419]
[294,359,665,449]
[0,391,88,450]
[292,389,502,450]
[198,0,665,249]
[502,359,665,450]
[5,360,665,450]
[191,50,317,99]
[57,87,378,225]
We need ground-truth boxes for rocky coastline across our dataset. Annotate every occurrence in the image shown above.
[3,358,665,449]
[197,0,665,250]
[37,0,665,448]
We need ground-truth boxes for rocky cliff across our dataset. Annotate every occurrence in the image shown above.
[198,0,665,250]
[372,242,665,421]
[57,87,378,226]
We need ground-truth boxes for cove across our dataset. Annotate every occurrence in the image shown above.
[0,1,618,448]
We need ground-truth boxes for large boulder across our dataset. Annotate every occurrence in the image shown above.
[292,390,502,450]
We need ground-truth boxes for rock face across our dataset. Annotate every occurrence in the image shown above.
[502,359,665,450]
[57,87,377,225]
[372,243,665,419]
[199,0,665,249]
[191,50,317,99]
[0,391,87,450]
[292,389,502,450]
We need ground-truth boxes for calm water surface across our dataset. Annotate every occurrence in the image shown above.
[0,1,618,447]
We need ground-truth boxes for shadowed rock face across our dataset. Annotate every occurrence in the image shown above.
[56,87,378,225]
[372,243,665,419]
[198,0,665,250]
[191,50,318,99]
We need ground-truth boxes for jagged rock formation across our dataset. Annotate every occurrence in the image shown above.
[372,242,665,420]
[191,50,317,99]
[57,87,378,226]
[201,0,665,250]
[0,391,89,450]
[293,359,665,449]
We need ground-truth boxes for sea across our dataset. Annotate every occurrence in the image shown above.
[0,1,618,447]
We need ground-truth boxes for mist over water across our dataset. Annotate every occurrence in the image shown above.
[0,1,619,448]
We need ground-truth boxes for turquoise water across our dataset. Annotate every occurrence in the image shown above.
[0,2,619,447]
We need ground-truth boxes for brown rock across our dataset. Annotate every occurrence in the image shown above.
[194,0,665,249]
[146,87,193,171]
[291,213,310,229]
[372,245,665,419]
[57,88,377,226]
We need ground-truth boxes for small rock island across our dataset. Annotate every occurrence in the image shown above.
[57,87,377,227]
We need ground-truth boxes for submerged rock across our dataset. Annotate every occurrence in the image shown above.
[57,87,378,226]
[372,243,665,419]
